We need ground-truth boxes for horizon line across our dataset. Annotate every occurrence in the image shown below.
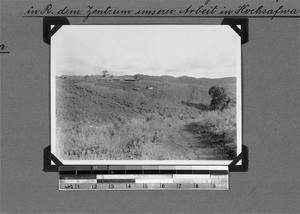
[56,74,236,79]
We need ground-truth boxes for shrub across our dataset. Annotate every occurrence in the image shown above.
[208,86,230,111]
[133,74,142,81]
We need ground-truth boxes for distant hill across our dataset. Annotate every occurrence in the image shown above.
[59,74,235,84]
[129,74,235,85]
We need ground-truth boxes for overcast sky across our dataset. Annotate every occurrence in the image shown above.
[51,25,240,78]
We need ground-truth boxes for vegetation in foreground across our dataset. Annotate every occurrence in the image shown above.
[57,108,236,160]
[56,75,237,160]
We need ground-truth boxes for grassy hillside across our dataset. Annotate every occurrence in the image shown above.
[56,75,237,160]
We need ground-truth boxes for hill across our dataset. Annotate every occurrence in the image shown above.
[55,74,237,161]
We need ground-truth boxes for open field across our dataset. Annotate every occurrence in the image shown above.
[55,75,237,160]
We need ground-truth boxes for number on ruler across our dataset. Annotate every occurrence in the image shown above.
[195,184,199,188]
[75,184,80,189]
[177,183,182,188]
[110,184,114,189]
[161,184,165,188]
[91,184,98,189]
[143,184,148,188]
[127,184,131,189]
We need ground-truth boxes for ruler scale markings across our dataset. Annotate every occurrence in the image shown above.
[209,170,228,175]
[102,179,135,183]
[160,183,178,189]
[90,183,100,190]
[61,179,97,184]
[101,183,110,190]
[142,166,160,174]
[109,183,127,189]
[92,170,109,174]
[192,170,210,174]
[159,170,176,174]
[101,174,136,179]
[109,170,126,174]
[129,183,144,189]
[143,170,160,174]
[145,183,161,189]
[176,170,193,174]
[58,166,229,190]
[125,170,143,174]
[173,179,211,184]
[173,174,212,179]
[178,183,195,189]
[135,179,174,184]
[134,174,173,179]
[175,166,193,170]
[60,174,96,179]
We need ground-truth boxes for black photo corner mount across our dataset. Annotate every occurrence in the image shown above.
[221,18,249,44]
[229,145,249,172]
[43,146,63,172]
[43,17,70,45]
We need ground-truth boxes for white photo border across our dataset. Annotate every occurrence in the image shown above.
[50,24,242,166]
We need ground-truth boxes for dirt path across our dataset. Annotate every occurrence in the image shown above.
[165,121,219,160]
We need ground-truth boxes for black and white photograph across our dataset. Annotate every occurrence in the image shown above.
[51,25,241,164]
[1,0,300,212]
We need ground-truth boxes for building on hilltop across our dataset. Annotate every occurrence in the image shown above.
[123,76,136,82]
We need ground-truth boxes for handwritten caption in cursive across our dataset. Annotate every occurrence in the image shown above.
[24,1,300,22]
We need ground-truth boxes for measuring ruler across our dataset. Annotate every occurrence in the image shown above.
[59,166,229,190]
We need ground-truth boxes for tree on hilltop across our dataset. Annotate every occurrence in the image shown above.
[133,74,142,81]
[102,70,108,77]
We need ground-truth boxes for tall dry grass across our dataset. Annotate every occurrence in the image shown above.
[190,107,237,158]
[56,114,182,160]
[56,108,237,160]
